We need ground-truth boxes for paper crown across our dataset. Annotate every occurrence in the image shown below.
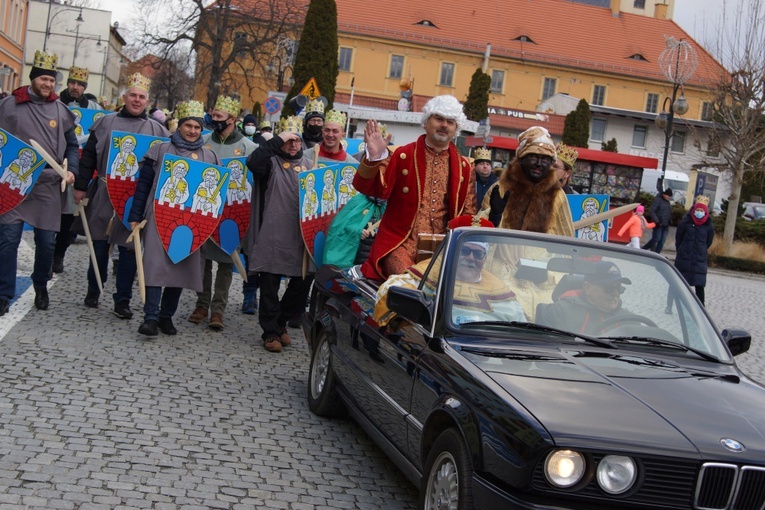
[68,66,89,84]
[259,120,272,129]
[126,73,151,92]
[174,100,205,120]
[448,214,494,229]
[555,142,579,169]
[695,195,710,206]
[378,123,388,139]
[214,95,240,117]
[32,50,58,71]
[473,147,491,163]
[277,116,303,135]
[304,98,325,117]
[324,109,347,127]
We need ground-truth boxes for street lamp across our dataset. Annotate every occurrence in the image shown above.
[43,3,84,52]
[654,37,698,192]
[71,33,102,66]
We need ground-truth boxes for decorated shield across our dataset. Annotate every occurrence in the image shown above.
[568,194,610,242]
[0,128,47,216]
[69,107,114,146]
[211,157,252,255]
[154,154,230,263]
[106,131,169,230]
[299,161,358,266]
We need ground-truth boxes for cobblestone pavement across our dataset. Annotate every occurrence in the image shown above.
[1,234,764,509]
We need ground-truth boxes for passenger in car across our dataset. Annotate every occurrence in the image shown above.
[538,261,634,336]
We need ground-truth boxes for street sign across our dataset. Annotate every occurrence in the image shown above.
[0,68,11,76]
[299,78,321,100]
[264,96,281,114]
[484,136,494,144]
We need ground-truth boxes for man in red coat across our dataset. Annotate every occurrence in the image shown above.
[353,95,477,280]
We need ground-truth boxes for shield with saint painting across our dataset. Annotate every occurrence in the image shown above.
[106,131,169,230]
[154,154,230,263]
[0,128,47,216]
[211,157,252,255]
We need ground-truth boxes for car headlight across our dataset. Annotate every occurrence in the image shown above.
[596,455,637,494]
[545,449,586,488]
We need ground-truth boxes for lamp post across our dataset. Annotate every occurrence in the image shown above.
[71,34,101,67]
[43,3,84,52]
[654,37,698,192]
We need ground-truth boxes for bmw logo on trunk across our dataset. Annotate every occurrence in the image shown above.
[720,438,746,452]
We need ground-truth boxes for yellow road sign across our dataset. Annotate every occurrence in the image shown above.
[299,78,321,100]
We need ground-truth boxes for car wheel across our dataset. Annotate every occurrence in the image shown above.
[421,428,474,510]
[307,330,344,417]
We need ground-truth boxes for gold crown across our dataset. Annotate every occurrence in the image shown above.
[324,109,347,127]
[473,147,491,162]
[174,100,205,120]
[68,66,89,83]
[277,115,303,135]
[555,142,579,169]
[33,50,58,71]
[260,120,272,129]
[126,73,151,92]
[378,123,388,139]
[304,98,325,116]
[695,195,710,206]
[214,95,240,117]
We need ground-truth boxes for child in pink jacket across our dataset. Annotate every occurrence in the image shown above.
[618,205,655,248]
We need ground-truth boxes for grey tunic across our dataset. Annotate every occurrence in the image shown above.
[137,142,221,292]
[247,152,312,277]
[73,113,169,243]
[202,130,258,262]
[0,92,77,231]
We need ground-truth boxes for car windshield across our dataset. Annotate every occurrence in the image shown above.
[439,230,730,362]
[753,205,765,219]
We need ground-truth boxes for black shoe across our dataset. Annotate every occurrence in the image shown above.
[34,287,49,310]
[84,289,100,308]
[158,317,177,335]
[113,301,133,320]
[52,257,64,274]
[138,319,158,336]
[0,298,9,317]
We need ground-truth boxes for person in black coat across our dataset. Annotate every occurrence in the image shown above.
[643,188,673,253]
[666,201,714,313]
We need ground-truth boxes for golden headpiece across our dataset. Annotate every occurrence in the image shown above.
[324,109,347,128]
[126,73,152,92]
[555,142,579,169]
[277,116,303,135]
[68,66,89,84]
[174,100,205,121]
[694,195,710,206]
[214,95,240,117]
[260,120,272,130]
[32,50,58,71]
[473,147,491,163]
[517,126,556,160]
[304,98,325,119]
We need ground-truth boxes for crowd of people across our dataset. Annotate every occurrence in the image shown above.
[0,48,714,347]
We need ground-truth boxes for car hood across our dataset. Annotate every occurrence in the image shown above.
[468,348,765,462]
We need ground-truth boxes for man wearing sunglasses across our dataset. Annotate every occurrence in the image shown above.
[539,261,633,336]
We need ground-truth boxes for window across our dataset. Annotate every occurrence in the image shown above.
[439,62,455,87]
[490,70,505,93]
[632,125,647,148]
[338,47,352,72]
[646,93,659,113]
[542,77,556,100]
[706,139,720,158]
[701,101,713,121]
[591,118,607,142]
[592,85,606,106]
[634,0,645,8]
[671,131,686,153]
[389,55,404,79]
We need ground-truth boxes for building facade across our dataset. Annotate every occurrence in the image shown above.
[0,0,29,94]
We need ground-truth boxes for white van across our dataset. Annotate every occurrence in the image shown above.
[640,169,690,204]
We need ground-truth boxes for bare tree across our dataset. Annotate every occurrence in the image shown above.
[702,0,765,252]
[133,0,305,110]
[150,48,195,110]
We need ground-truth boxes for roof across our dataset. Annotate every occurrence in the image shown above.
[334,0,724,88]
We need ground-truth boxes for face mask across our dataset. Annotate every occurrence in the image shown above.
[244,126,256,136]
[694,210,706,219]
[305,124,323,137]
[212,120,228,133]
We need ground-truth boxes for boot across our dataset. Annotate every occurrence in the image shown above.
[241,288,257,315]
[52,257,64,274]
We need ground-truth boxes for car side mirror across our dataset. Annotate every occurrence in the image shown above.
[387,286,433,329]
[722,328,751,356]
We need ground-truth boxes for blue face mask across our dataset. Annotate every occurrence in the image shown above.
[694,210,705,219]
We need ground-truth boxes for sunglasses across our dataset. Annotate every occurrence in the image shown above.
[460,246,487,260]
[597,284,625,295]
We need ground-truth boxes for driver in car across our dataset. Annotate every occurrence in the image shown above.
[539,261,633,335]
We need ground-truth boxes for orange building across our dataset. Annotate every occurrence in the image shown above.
[0,0,29,94]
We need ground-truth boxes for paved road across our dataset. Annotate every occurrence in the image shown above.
[1,234,763,509]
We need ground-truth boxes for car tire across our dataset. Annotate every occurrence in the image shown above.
[421,428,474,510]
[307,330,344,417]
